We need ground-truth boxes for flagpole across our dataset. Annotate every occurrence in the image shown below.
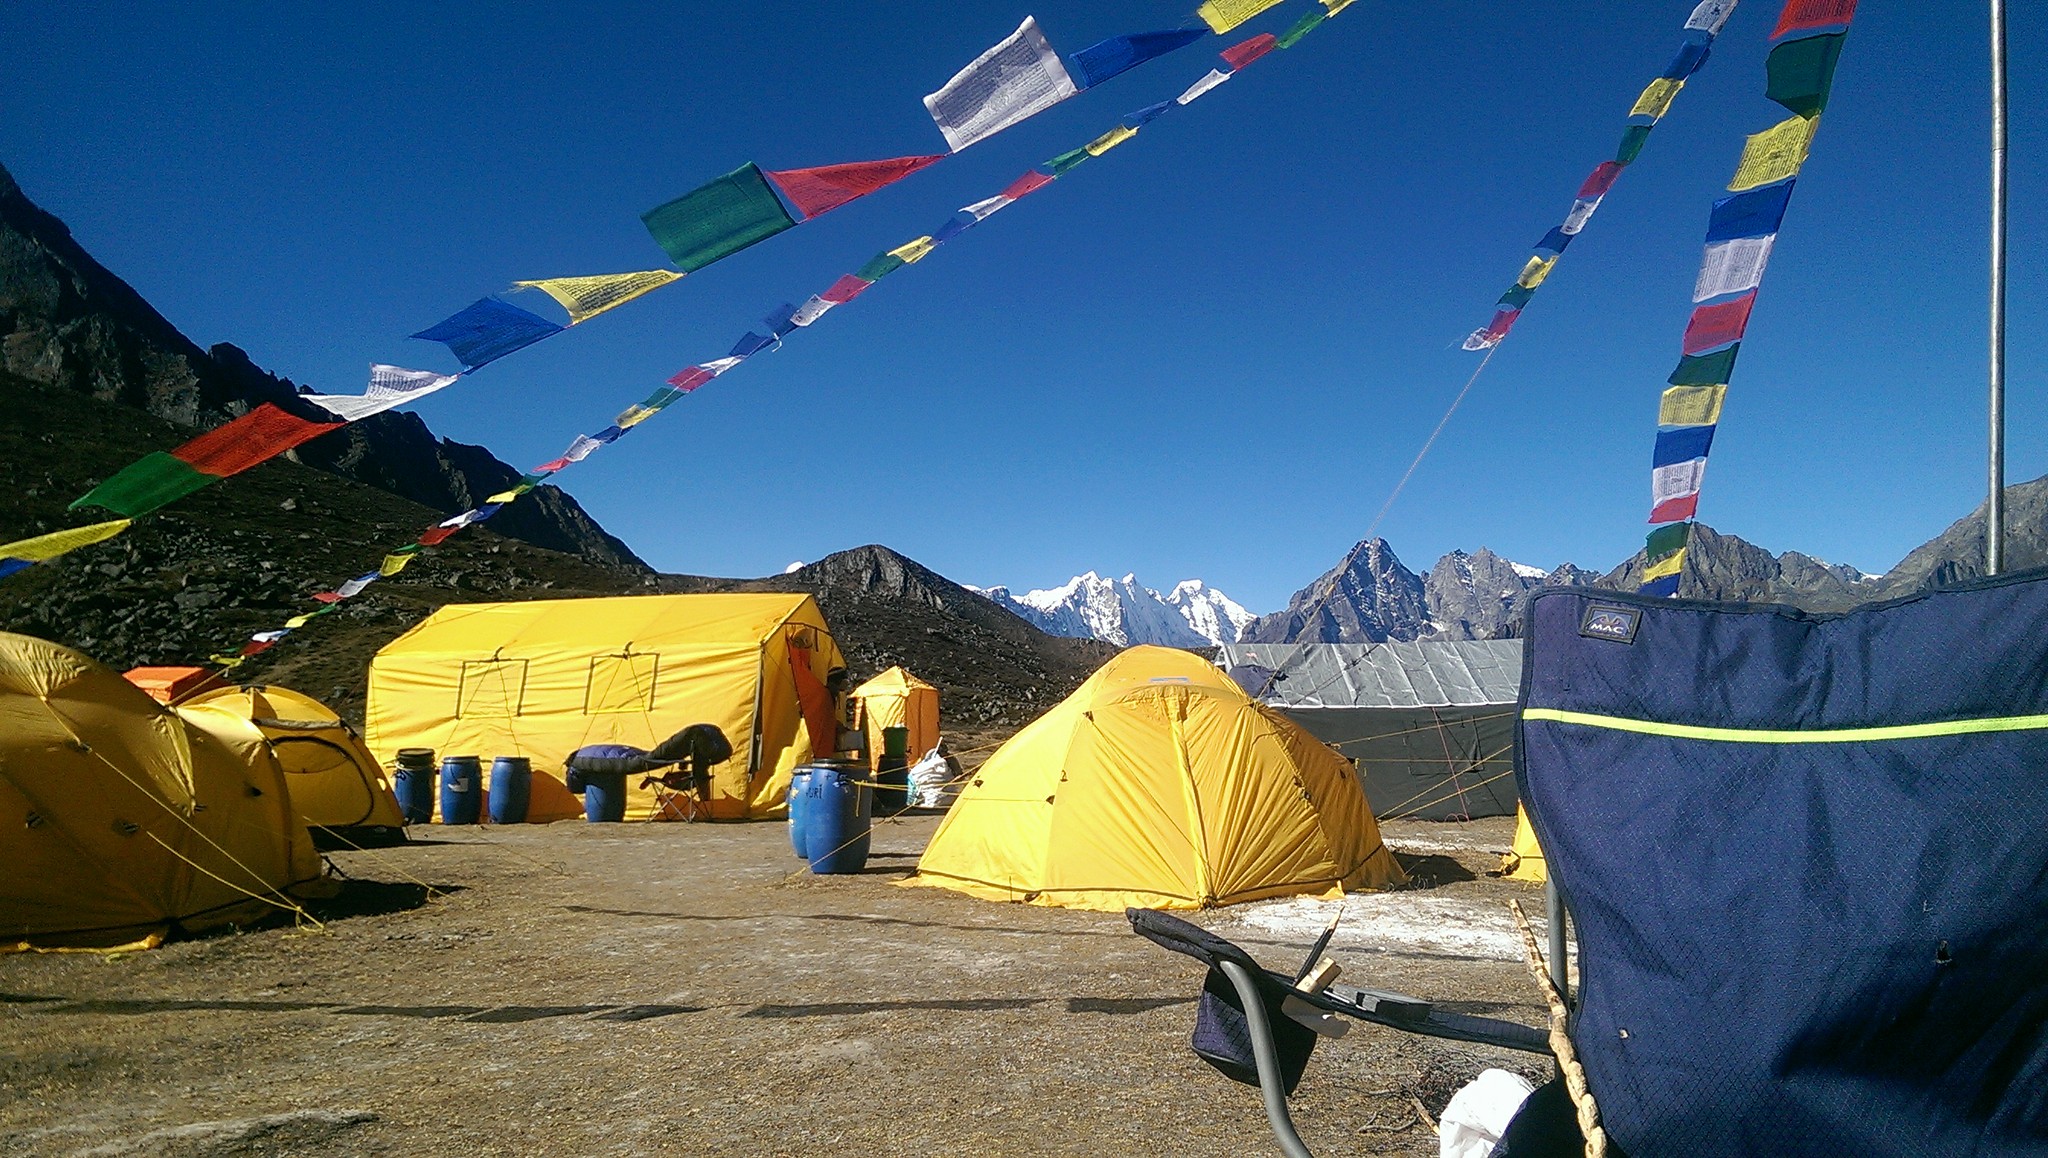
[1989,0,2009,575]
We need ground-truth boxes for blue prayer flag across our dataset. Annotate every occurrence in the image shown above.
[730,332,775,358]
[1639,573,1681,598]
[1126,100,1175,127]
[1536,227,1574,255]
[410,298,564,369]
[0,558,32,580]
[1067,29,1207,89]
[763,303,800,337]
[1654,424,1717,467]
[1664,32,1713,80]
[593,425,627,444]
[1706,182,1796,243]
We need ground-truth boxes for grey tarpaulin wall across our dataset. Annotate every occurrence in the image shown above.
[1218,641,1522,821]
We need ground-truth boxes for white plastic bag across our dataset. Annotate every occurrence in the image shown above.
[1439,1068,1536,1158]
[907,747,962,809]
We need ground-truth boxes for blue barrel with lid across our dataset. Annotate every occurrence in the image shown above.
[488,756,531,824]
[439,755,482,825]
[802,764,871,875]
[788,765,817,857]
[392,748,436,824]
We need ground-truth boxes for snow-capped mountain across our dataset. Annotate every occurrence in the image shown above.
[973,572,1255,648]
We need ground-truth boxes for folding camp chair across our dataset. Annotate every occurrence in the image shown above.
[1132,574,2048,1157]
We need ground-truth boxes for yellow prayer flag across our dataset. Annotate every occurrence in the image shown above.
[1085,125,1138,156]
[512,270,684,326]
[285,613,316,629]
[1630,78,1685,121]
[1516,255,1557,289]
[0,518,131,563]
[889,236,936,264]
[1321,0,1357,13]
[485,484,535,505]
[1729,115,1819,192]
[1642,547,1686,583]
[379,553,416,578]
[615,405,656,429]
[1198,0,1284,33]
[1659,386,1727,427]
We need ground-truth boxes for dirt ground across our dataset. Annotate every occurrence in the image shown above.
[0,815,1553,1157]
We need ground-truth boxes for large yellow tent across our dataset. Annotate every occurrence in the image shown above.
[363,593,846,820]
[0,633,329,950]
[182,685,412,843]
[905,646,1406,912]
[852,666,940,769]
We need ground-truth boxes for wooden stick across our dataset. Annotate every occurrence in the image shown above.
[1509,898,1607,1158]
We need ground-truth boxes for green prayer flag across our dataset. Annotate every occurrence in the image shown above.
[855,253,905,282]
[1498,285,1536,308]
[1645,522,1690,561]
[1044,147,1091,177]
[1276,9,1325,48]
[70,452,214,518]
[641,163,797,272]
[1668,345,1740,387]
[1616,124,1653,165]
[1766,33,1846,117]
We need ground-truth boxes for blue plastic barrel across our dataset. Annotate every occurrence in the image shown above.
[788,765,816,857]
[803,765,871,874]
[439,755,482,825]
[582,772,628,823]
[392,748,436,824]
[488,756,531,824]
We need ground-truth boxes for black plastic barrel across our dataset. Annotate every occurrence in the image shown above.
[439,755,482,825]
[393,748,436,824]
[488,756,531,824]
[581,772,628,822]
[803,764,871,874]
[874,726,910,814]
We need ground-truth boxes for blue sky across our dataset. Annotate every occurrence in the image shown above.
[2,2,2040,612]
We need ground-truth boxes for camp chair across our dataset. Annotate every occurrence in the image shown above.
[1132,574,2048,1157]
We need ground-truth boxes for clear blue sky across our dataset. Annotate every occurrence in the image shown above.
[2,2,2040,612]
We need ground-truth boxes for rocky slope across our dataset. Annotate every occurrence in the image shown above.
[1237,538,1433,643]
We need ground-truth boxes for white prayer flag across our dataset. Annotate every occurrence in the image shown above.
[438,508,487,530]
[1177,69,1233,105]
[923,17,1080,152]
[304,364,460,422]
[561,434,605,463]
[1559,197,1602,236]
[1652,459,1708,505]
[1462,330,1501,352]
[1685,0,1738,36]
[700,356,745,376]
[960,194,1013,222]
[334,574,377,599]
[1693,236,1775,301]
[791,296,836,327]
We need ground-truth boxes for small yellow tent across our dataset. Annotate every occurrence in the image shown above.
[0,633,328,950]
[905,646,1406,912]
[1501,804,1547,882]
[852,666,940,768]
[363,593,846,820]
[184,685,412,842]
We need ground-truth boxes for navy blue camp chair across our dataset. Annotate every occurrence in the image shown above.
[1134,571,2048,1157]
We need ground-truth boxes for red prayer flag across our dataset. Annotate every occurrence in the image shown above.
[532,457,571,473]
[764,155,945,219]
[417,525,460,547]
[311,591,345,604]
[170,404,343,478]
[819,274,873,305]
[667,366,717,392]
[1682,293,1757,355]
[1220,33,1277,70]
[1650,493,1701,523]
[1578,162,1624,200]
[1771,0,1858,39]
[239,639,275,657]
[1485,307,1522,341]
[1001,170,1056,201]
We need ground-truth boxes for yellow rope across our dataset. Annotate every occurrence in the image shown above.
[1509,898,1606,1158]
[144,832,321,929]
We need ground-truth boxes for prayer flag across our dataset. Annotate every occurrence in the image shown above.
[73,453,212,516]
[1516,255,1557,290]
[1640,573,1681,598]
[1728,115,1819,191]
[379,553,416,577]
[790,295,836,327]
[1654,424,1717,466]
[1641,546,1687,583]
[1220,33,1278,70]
[334,573,378,600]
[1322,0,1358,13]
[560,433,607,462]
[1682,295,1757,354]
[1560,197,1602,235]
[486,482,536,504]
[1772,0,1857,41]
[856,252,906,282]
[1125,100,1175,128]
[889,236,936,264]
[1650,459,1706,521]
[1686,0,1738,36]
[729,332,775,358]
[169,403,342,478]
[1067,30,1206,89]
[1669,345,1740,386]
[1631,78,1686,120]
[764,156,945,219]
[667,367,716,392]
[1085,125,1137,156]
[1693,236,1776,301]
[931,215,971,245]
[763,302,801,337]
[1645,521,1691,560]
[641,163,797,271]
[1498,285,1535,308]
[1579,162,1624,199]
[304,364,460,423]
[1663,35,1713,81]
[1660,385,1728,426]
[510,270,684,325]
[1617,125,1653,165]
[592,425,627,445]
[923,17,1079,152]
[1463,308,1521,350]
[1198,0,1283,34]
[417,526,460,547]
[1766,32,1846,116]
[1706,181,1796,242]
[699,357,745,377]
[411,297,564,369]
[1536,227,1573,255]
[820,274,874,304]
[0,559,31,580]
[285,609,332,629]
[0,519,131,565]
[1002,170,1057,199]
[1044,146,1091,176]
[1177,69,1233,105]
[1276,9,1327,49]
[959,194,1013,222]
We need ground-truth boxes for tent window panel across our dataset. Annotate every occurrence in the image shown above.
[457,660,529,718]
[585,653,660,714]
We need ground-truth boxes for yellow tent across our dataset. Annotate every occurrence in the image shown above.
[182,685,412,843]
[0,633,328,950]
[905,646,1406,912]
[1501,804,1547,882]
[363,593,846,820]
[852,666,940,768]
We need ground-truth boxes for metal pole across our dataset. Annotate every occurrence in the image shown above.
[1545,877,1570,1007]
[1989,0,2009,575]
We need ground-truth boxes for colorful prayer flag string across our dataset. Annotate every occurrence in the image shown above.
[1463,0,1739,352]
[1638,0,1857,597]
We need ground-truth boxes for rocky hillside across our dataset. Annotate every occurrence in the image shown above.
[0,158,638,566]
[1238,538,1433,643]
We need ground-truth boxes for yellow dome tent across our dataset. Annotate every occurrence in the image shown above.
[852,666,940,768]
[1500,804,1547,882]
[0,633,329,950]
[182,685,413,844]
[363,593,845,820]
[904,646,1406,912]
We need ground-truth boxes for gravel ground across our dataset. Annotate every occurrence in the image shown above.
[0,815,1550,1157]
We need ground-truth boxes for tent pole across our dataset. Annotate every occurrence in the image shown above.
[1989,0,2009,575]
[1545,877,1569,1007]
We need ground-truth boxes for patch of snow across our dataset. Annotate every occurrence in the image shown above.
[1228,893,1541,962]
[976,571,1257,647]
[1508,561,1548,580]
[783,561,805,574]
